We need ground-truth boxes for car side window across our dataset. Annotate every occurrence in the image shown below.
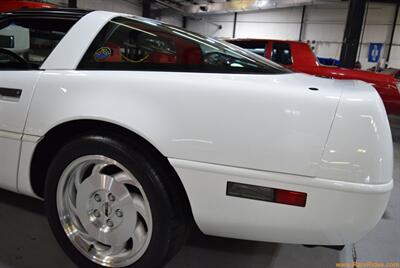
[0,18,73,70]
[271,42,293,65]
[78,17,290,74]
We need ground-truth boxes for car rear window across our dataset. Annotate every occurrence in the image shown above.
[271,42,293,65]
[228,40,267,57]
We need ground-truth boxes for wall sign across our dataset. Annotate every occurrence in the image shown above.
[368,43,383,63]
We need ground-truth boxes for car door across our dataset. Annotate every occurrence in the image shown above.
[0,20,44,191]
[0,72,41,192]
[0,15,73,192]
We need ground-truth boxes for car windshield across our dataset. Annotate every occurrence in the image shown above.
[79,16,291,74]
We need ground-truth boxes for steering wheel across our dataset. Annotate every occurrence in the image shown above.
[0,48,30,69]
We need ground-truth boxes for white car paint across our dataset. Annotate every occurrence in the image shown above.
[171,158,392,244]
[317,80,393,185]
[24,71,342,178]
[0,71,41,191]
[0,11,393,246]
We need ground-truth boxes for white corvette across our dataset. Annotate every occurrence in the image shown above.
[0,8,393,268]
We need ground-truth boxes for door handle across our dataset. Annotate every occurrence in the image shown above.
[0,87,22,99]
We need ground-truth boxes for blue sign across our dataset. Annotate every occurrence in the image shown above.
[368,43,383,63]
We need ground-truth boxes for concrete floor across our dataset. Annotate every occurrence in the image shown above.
[0,123,399,268]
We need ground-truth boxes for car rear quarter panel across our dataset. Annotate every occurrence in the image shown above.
[24,72,341,178]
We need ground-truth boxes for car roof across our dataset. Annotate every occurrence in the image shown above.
[0,8,92,19]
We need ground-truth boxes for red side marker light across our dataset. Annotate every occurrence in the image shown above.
[227,182,307,207]
[275,189,307,207]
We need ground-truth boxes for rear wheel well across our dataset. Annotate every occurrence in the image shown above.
[30,120,193,225]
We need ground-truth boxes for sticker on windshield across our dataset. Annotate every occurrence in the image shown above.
[94,47,112,62]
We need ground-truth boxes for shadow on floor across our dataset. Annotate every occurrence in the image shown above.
[0,189,285,268]
[167,230,281,268]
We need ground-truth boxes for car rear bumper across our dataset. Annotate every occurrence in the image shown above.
[170,158,393,245]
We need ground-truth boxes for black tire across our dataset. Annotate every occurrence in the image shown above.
[44,133,189,268]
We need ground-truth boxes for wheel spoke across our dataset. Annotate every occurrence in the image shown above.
[113,171,140,188]
[66,197,93,240]
[67,192,79,218]
[132,193,150,225]
[104,243,127,256]
[75,231,96,253]
[74,170,82,190]
[131,221,147,253]
[91,163,108,178]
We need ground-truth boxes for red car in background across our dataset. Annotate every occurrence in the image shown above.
[228,39,400,115]
[0,0,56,12]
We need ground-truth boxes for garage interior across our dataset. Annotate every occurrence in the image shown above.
[60,0,400,70]
[0,0,399,267]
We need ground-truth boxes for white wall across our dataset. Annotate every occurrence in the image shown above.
[236,8,302,40]
[302,5,347,60]
[77,0,142,15]
[186,7,302,40]
[187,14,236,38]
[176,2,400,69]
[155,10,183,27]
[358,2,397,69]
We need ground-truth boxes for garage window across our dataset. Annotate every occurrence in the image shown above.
[78,17,290,74]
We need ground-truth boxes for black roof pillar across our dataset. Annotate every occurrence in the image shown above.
[339,0,367,68]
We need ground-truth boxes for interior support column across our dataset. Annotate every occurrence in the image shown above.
[142,0,152,18]
[299,5,306,41]
[386,2,399,64]
[68,0,77,8]
[339,0,367,69]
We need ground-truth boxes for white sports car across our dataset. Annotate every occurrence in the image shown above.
[0,8,393,268]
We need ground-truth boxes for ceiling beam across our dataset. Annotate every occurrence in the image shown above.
[154,0,199,18]
[183,0,315,14]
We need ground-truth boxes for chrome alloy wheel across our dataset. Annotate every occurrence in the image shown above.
[56,155,153,267]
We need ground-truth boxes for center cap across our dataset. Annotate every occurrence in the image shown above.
[102,202,113,217]
[76,174,138,245]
